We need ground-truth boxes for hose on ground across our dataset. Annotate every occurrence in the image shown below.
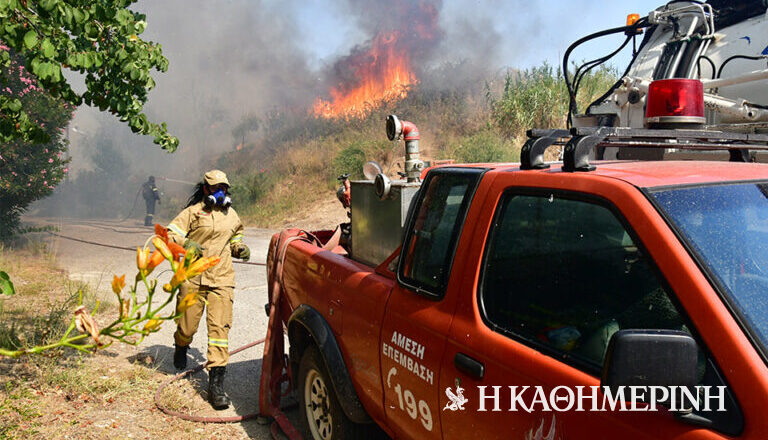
[153,338,266,423]
[153,338,300,440]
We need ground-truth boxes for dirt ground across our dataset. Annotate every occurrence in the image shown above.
[0,211,346,439]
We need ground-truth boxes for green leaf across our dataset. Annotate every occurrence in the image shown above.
[50,64,62,82]
[64,7,74,27]
[73,8,85,24]
[7,98,21,112]
[23,30,38,49]
[41,39,55,58]
[40,0,57,11]
[134,20,146,34]
[0,271,15,297]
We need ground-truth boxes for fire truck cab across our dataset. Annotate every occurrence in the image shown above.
[266,126,768,439]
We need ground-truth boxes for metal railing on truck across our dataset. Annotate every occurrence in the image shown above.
[520,126,768,172]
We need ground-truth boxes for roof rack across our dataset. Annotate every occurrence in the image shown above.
[521,127,768,172]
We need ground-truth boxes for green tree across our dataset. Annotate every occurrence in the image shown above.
[0,0,178,151]
[231,114,260,148]
[0,49,71,241]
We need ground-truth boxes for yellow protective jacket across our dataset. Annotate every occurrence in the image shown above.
[167,202,245,287]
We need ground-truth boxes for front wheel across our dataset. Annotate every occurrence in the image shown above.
[298,345,360,440]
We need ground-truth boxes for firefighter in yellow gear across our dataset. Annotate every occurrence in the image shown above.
[166,169,250,410]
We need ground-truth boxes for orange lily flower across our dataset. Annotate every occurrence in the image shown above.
[111,274,126,296]
[185,256,221,279]
[143,319,161,332]
[177,292,200,314]
[154,224,168,240]
[163,265,188,292]
[146,250,165,273]
[136,247,150,270]
[168,241,186,261]
[154,225,186,260]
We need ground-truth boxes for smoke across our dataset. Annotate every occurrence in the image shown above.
[37,0,623,219]
[339,0,443,57]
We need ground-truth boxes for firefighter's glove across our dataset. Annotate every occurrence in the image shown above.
[237,244,250,261]
[183,239,204,257]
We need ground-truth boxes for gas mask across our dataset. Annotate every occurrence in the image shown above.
[206,188,232,208]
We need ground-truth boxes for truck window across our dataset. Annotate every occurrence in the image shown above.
[479,192,687,370]
[398,168,482,297]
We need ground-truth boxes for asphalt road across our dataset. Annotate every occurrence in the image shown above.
[34,217,295,439]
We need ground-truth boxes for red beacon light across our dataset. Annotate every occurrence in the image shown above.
[645,78,705,128]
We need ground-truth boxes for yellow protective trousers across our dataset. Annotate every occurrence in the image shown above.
[174,283,233,368]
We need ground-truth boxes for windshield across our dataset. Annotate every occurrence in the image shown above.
[652,182,768,358]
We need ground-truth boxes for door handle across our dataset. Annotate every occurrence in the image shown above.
[454,352,485,379]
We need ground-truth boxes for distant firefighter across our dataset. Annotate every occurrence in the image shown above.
[142,176,160,226]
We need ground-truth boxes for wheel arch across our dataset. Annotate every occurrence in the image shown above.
[287,304,372,424]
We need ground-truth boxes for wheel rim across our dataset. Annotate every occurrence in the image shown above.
[304,368,333,440]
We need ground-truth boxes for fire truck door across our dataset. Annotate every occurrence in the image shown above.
[380,168,483,439]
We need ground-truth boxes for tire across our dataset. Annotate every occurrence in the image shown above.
[298,345,362,440]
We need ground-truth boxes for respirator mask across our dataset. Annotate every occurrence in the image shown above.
[206,188,232,208]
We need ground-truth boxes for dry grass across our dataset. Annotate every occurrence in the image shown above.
[0,246,255,440]
[0,244,95,351]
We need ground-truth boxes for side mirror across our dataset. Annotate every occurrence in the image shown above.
[601,329,698,392]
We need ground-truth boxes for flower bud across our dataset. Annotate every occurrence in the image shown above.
[111,274,126,296]
[136,247,150,270]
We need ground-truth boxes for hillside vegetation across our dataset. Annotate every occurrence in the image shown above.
[219,63,617,228]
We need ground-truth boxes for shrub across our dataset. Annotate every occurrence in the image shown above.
[448,129,517,164]
[36,136,131,219]
[489,63,617,139]
[332,142,368,180]
[230,169,277,205]
[329,141,392,180]
[0,51,72,242]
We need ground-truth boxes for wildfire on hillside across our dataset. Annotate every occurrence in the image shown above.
[313,1,441,120]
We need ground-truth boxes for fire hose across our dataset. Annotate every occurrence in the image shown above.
[153,338,266,423]
[258,229,321,440]
[44,230,267,266]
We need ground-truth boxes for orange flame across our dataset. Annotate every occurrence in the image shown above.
[313,31,417,120]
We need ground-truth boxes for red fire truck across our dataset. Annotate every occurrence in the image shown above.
[259,1,768,439]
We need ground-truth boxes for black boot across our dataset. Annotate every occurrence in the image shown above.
[173,344,188,370]
[208,366,231,410]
